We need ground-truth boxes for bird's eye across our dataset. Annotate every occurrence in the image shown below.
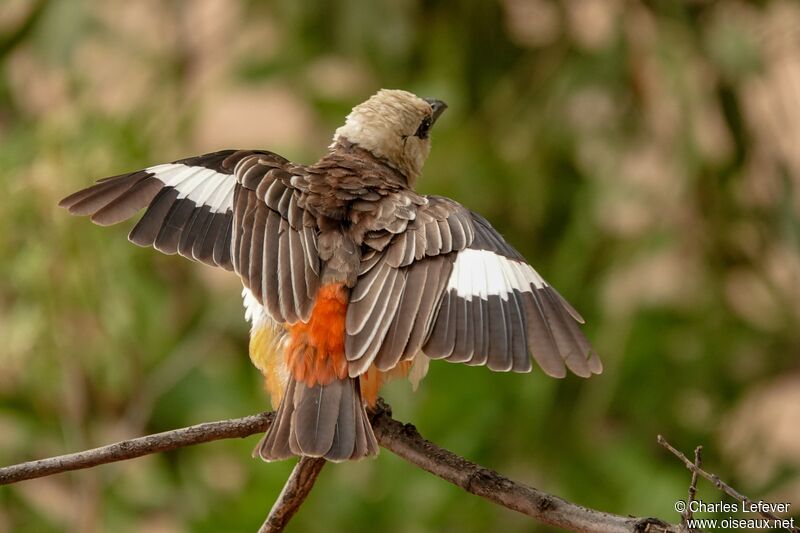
[414,116,432,139]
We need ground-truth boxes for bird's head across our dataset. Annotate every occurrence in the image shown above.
[332,89,447,185]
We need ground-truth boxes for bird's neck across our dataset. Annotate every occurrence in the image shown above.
[322,139,413,190]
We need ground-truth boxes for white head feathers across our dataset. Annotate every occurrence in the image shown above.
[332,89,445,184]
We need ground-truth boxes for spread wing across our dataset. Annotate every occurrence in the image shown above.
[345,196,601,379]
[231,154,320,323]
[60,150,320,323]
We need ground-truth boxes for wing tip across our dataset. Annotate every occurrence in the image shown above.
[588,352,603,375]
[540,362,568,379]
[127,227,151,247]
[57,196,73,209]
[90,212,122,226]
[548,286,586,324]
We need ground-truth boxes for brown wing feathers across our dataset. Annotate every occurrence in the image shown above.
[346,264,399,363]
[346,198,470,373]
[506,291,531,372]
[60,170,155,224]
[277,217,297,323]
[230,156,320,325]
[247,197,268,307]
[61,150,321,323]
[374,256,441,370]
[421,212,600,377]
[263,210,283,319]
[347,203,601,380]
[59,150,257,270]
[423,290,457,358]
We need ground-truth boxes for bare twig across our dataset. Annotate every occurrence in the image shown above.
[0,413,274,485]
[0,406,689,532]
[680,445,703,533]
[683,446,702,524]
[658,436,798,533]
[258,457,327,533]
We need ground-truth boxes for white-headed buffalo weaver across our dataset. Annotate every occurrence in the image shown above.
[60,89,602,462]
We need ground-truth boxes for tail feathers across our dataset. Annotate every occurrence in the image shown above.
[256,378,297,460]
[256,377,378,462]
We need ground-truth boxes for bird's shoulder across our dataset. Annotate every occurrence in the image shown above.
[272,140,413,221]
[358,194,475,263]
[307,139,409,191]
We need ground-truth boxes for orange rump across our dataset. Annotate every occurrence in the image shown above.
[286,283,349,386]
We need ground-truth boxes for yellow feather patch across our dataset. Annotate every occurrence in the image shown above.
[249,323,288,409]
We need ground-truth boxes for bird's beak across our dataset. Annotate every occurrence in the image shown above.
[424,98,448,124]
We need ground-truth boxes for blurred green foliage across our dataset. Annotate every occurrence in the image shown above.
[1,0,799,531]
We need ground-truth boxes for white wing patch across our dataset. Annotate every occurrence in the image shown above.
[446,249,546,300]
[146,163,236,213]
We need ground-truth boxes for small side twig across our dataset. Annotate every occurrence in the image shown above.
[658,436,798,533]
[683,446,702,523]
[258,457,327,533]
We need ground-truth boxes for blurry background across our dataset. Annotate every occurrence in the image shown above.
[1,0,799,531]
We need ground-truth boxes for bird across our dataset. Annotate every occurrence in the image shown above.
[59,89,602,462]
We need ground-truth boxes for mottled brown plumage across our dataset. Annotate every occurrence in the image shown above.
[60,89,601,463]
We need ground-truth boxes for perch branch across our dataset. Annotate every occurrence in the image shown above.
[658,435,798,533]
[369,401,678,533]
[258,457,327,533]
[0,406,686,532]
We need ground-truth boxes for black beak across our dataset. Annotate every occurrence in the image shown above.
[424,98,448,124]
